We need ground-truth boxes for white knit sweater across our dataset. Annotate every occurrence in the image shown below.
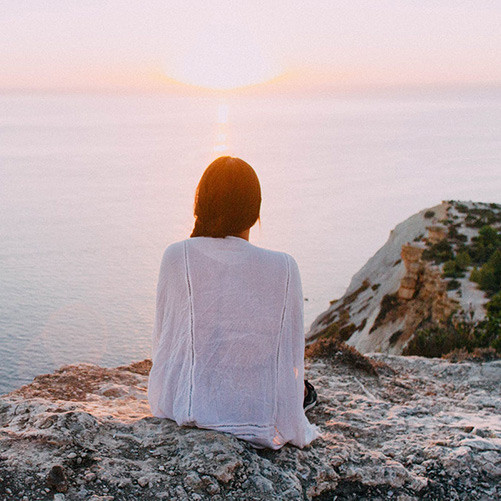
[147,236,319,449]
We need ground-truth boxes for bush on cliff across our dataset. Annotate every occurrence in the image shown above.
[470,249,501,296]
[447,224,468,243]
[465,209,501,228]
[486,291,501,317]
[468,225,501,264]
[444,347,500,362]
[369,293,400,332]
[446,279,461,290]
[403,309,501,358]
[305,338,386,376]
[442,250,471,280]
[443,261,464,279]
[422,240,454,263]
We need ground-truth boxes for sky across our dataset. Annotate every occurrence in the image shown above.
[1,0,501,93]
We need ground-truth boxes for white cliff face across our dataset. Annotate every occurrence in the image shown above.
[0,356,500,500]
[307,201,499,355]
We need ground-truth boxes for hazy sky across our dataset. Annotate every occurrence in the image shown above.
[1,0,501,92]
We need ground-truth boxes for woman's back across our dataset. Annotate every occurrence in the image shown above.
[148,236,318,449]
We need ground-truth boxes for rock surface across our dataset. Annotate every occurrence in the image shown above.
[1,356,500,500]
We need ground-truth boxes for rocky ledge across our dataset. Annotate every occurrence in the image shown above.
[1,353,500,500]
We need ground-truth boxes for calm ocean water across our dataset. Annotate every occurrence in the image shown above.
[1,91,500,394]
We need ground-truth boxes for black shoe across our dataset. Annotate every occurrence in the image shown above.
[303,380,317,412]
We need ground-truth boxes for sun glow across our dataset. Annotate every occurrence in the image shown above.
[213,103,229,155]
[166,23,281,91]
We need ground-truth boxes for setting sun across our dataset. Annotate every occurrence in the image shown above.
[166,23,281,90]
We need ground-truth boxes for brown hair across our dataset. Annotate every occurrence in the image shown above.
[190,156,261,238]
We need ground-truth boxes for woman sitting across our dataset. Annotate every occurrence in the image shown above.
[148,156,319,449]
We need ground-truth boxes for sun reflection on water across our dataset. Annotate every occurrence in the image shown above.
[213,102,230,155]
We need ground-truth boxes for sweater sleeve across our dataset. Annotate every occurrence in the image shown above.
[273,254,320,449]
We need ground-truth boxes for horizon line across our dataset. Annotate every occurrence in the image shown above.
[1,81,500,98]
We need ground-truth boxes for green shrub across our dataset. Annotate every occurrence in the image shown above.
[442,250,471,279]
[404,310,501,358]
[465,209,501,228]
[447,225,460,239]
[424,210,435,219]
[470,267,481,283]
[477,226,501,258]
[475,315,501,352]
[403,319,472,358]
[370,294,400,332]
[447,226,468,242]
[469,226,501,264]
[357,318,367,331]
[479,225,500,246]
[486,291,501,317]
[422,240,454,263]
[342,280,370,306]
[456,250,472,269]
[471,249,501,295]
[338,323,357,342]
[446,279,461,290]
[389,330,404,346]
[443,260,464,278]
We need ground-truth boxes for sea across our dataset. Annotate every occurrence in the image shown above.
[1,89,500,394]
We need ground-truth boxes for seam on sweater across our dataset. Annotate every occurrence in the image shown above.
[204,423,272,429]
[184,240,195,420]
[272,253,290,424]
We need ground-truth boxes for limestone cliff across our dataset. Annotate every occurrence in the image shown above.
[307,201,500,354]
